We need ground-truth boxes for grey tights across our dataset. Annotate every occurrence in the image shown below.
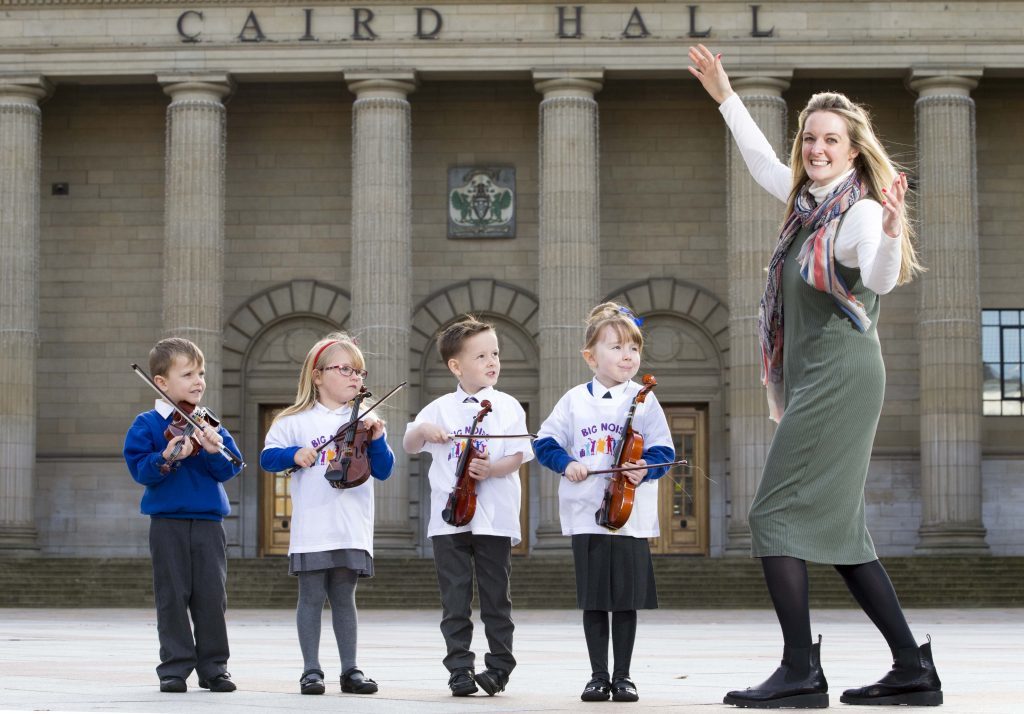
[296,567,359,674]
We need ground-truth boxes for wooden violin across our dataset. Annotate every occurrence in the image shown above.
[595,374,657,531]
[283,381,407,477]
[441,400,492,527]
[162,401,219,472]
[325,386,373,490]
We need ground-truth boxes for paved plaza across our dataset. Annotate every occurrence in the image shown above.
[0,607,1018,713]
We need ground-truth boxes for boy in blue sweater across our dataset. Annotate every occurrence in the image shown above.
[123,337,244,694]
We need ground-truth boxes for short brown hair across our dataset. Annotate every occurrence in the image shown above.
[437,316,495,362]
[582,302,645,353]
[149,337,205,377]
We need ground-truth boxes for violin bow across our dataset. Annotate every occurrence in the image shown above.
[130,363,246,469]
[285,380,408,475]
[586,459,689,476]
[446,433,537,440]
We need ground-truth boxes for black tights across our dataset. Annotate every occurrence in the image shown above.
[762,556,916,655]
[582,610,637,680]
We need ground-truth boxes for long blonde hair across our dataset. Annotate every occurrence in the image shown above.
[786,92,923,285]
[274,332,366,422]
[582,302,645,354]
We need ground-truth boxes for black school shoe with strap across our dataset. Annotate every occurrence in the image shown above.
[340,667,378,694]
[840,636,943,706]
[580,675,611,702]
[612,677,639,702]
[299,668,325,695]
[723,635,828,709]
[474,668,509,696]
[198,672,236,693]
[449,668,478,696]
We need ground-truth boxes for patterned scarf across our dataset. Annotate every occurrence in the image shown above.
[757,171,869,422]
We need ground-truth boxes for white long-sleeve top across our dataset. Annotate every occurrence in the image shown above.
[719,94,903,295]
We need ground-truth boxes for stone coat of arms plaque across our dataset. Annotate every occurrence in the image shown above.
[447,167,516,238]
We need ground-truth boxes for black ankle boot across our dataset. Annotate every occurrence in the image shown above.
[723,635,829,709]
[840,635,943,706]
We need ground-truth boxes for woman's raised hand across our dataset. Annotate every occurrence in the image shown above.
[687,44,735,105]
[881,172,908,238]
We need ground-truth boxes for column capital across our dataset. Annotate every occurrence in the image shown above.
[0,75,52,105]
[532,68,604,98]
[907,68,982,97]
[158,73,233,102]
[731,73,792,98]
[346,70,418,99]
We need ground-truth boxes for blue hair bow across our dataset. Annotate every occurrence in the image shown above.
[619,306,644,327]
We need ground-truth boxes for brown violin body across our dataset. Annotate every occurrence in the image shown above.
[326,388,373,490]
[595,375,656,531]
[442,401,492,527]
[162,401,219,470]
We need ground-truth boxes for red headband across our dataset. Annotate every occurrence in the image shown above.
[311,340,339,370]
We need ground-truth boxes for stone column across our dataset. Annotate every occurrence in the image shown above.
[159,75,232,417]
[532,70,603,552]
[0,76,50,555]
[722,76,790,556]
[909,70,989,554]
[347,71,418,554]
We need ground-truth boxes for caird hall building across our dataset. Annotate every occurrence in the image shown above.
[1,1,1022,561]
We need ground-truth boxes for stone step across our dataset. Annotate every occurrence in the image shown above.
[1,556,1022,609]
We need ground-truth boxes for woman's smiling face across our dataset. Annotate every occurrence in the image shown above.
[802,110,859,187]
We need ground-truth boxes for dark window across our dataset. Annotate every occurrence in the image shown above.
[983,309,1024,416]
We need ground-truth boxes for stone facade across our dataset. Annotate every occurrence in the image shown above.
[2,1,1023,557]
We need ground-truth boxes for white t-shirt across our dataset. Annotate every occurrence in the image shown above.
[718,93,903,295]
[406,384,533,545]
[263,402,379,556]
[536,379,673,538]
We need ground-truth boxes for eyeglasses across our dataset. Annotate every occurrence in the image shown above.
[321,364,368,379]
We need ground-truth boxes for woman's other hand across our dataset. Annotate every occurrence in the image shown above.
[687,44,735,105]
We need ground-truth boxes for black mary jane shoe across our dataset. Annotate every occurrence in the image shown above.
[474,668,509,696]
[840,636,943,707]
[448,668,478,696]
[612,677,639,702]
[159,676,187,693]
[580,676,612,702]
[299,668,325,695]
[340,667,378,694]
[723,636,828,709]
[198,672,237,693]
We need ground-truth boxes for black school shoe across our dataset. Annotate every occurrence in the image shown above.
[474,668,509,696]
[340,667,378,694]
[448,668,479,696]
[580,676,611,702]
[612,677,640,702]
[159,676,187,693]
[299,668,325,695]
[198,672,236,692]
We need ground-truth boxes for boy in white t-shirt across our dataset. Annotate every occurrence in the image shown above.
[403,316,533,698]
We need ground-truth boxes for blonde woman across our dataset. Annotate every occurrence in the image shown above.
[688,45,940,709]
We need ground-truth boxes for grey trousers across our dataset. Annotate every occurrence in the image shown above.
[149,517,230,681]
[432,532,515,674]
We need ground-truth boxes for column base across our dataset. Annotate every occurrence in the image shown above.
[914,524,990,556]
[0,525,39,556]
[531,523,571,554]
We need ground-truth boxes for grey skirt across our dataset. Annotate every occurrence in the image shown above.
[288,548,374,577]
[571,534,658,611]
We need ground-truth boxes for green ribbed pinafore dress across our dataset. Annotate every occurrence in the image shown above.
[748,223,884,565]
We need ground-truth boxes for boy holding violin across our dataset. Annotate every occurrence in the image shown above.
[123,337,244,694]
[403,316,533,698]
